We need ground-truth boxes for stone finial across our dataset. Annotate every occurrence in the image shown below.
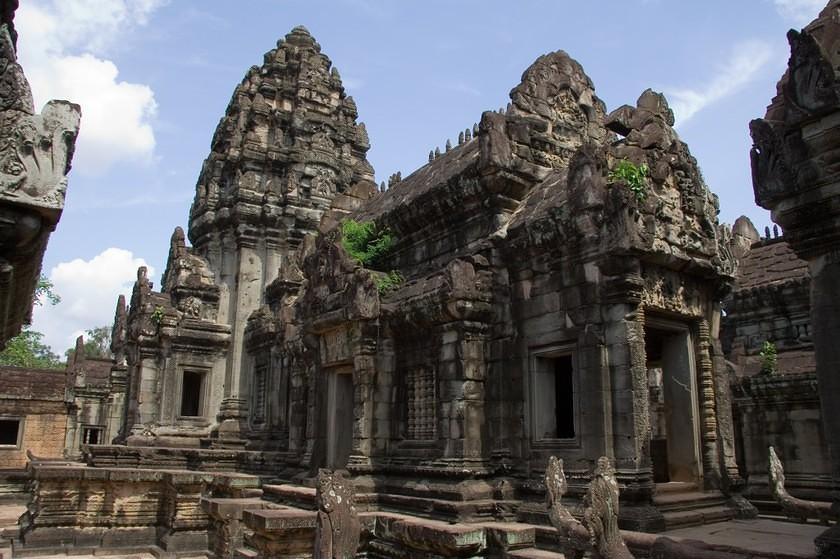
[429,150,434,163]
[472,123,479,137]
[434,147,441,159]
[773,224,779,238]
[110,294,127,365]
[582,457,633,559]
[380,181,386,192]
[765,226,771,239]
[506,102,512,114]
[458,131,465,145]
[330,66,341,80]
[71,335,85,367]
[314,469,360,559]
[445,138,452,152]
[465,127,472,142]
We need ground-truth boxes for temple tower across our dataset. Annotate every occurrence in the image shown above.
[187,26,374,442]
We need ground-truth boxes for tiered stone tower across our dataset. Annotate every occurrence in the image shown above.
[111,26,374,448]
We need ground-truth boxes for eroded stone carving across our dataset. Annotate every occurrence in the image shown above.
[583,457,634,559]
[0,8,80,347]
[314,469,360,559]
[769,446,837,524]
[545,456,633,559]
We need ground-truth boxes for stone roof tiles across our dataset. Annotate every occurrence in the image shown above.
[0,366,66,401]
[735,238,810,291]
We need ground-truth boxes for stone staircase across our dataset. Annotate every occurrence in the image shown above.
[653,482,737,530]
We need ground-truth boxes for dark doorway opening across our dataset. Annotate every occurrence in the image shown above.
[645,323,699,485]
[534,353,576,440]
[180,371,203,417]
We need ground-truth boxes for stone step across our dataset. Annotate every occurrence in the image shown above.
[262,483,316,509]
[653,490,728,511]
[663,505,736,530]
[506,548,567,558]
[655,481,698,494]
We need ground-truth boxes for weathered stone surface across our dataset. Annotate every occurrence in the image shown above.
[314,469,360,559]
[0,3,80,348]
[768,445,836,523]
[749,3,840,555]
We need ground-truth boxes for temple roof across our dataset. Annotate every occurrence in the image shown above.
[734,238,810,291]
[0,366,66,401]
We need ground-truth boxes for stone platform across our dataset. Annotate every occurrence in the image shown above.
[663,518,823,559]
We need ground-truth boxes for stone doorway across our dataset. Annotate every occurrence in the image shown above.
[644,320,702,484]
[326,368,354,469]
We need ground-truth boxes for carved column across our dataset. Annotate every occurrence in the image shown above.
[349,324,377,465]
[695,319,720,487]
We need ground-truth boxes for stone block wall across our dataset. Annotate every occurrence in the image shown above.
[17,464,261,555]
[0,412,67,469]
[0,367,69,469]
[732,372,834,504]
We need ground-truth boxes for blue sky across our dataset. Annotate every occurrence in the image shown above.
[19,0,826,353]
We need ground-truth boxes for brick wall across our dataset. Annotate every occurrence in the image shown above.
[0,411,68,469]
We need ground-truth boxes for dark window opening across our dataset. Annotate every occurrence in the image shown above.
[534,353,575,440]
[554,356,575,438]
[82,427,102,446]
[0,419,20,445]
[180,371,203,417]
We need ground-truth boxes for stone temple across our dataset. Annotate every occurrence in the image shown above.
[2,3,840,559]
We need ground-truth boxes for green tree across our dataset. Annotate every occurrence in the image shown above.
[34,275,60,307]
[0,274,63,368]
[0,328,62,368]
[65,326,112,360]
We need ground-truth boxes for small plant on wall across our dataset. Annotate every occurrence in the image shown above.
[608,158,649,202]
[759,340,778,375]
[341,219,405,294]
[150,305,165,326]
[341,219,395,268]
[375,270,404,295]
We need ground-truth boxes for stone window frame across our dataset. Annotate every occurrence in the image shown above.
[0,416,24,449]
[527,343,581,449]
[80,425,104,448]
[250,357,270,430]
[176,367,209,420]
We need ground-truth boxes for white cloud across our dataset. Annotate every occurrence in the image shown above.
[31,248,154,354]
[774,0,825,25]
[666,40,773,125]
[15,1,166,174]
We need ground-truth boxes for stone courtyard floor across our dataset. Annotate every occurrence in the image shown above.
[664,517,825,558]
[0,502,829,558]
